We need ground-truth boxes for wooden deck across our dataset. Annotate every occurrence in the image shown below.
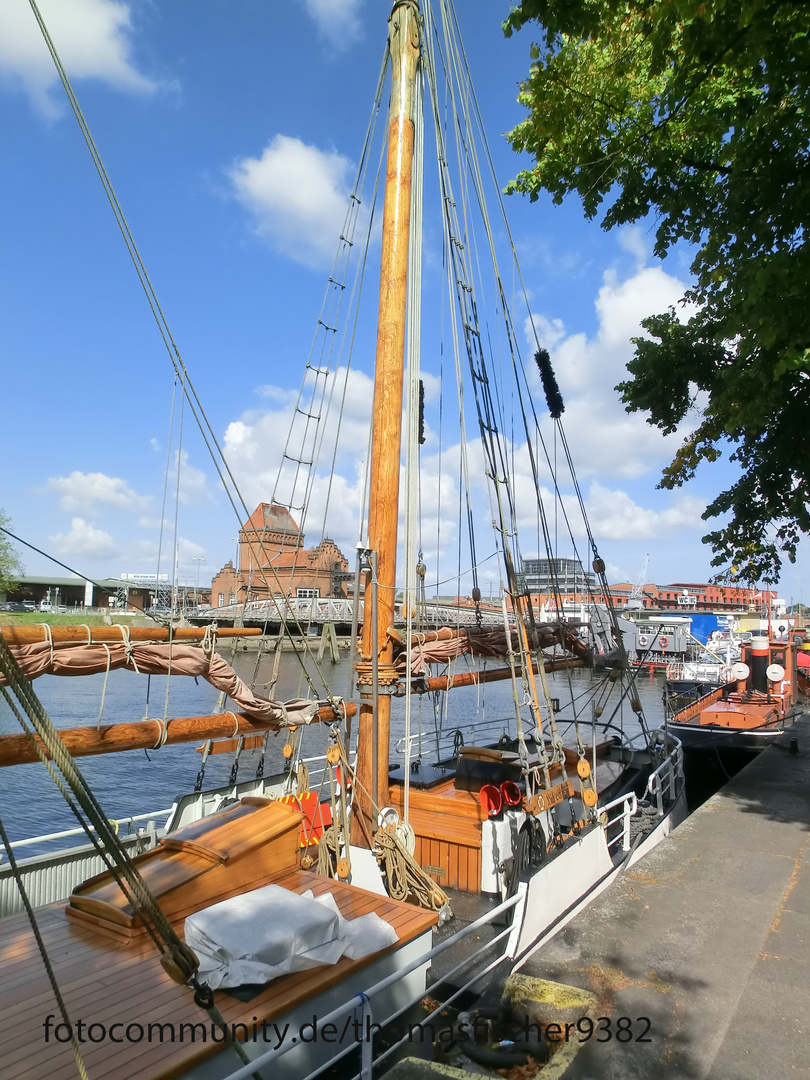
[0,868,437,1080]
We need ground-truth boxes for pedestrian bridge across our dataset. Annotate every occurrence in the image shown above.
[189,597,507,630]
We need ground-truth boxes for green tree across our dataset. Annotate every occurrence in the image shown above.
[0,511,24,594]
[503,0,810,582]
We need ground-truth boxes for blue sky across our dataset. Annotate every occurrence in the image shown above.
[0,0,806,604]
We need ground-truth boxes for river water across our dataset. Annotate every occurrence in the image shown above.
[0,648,666,848]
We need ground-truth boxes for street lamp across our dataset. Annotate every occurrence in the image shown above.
[193,557,206,608]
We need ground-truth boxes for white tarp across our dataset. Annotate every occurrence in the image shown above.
[184,884,399,990]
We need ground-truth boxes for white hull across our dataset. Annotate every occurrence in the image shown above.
[513,787,688,965]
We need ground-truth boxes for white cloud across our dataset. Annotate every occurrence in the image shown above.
[46,471,151,513]
[0,0,157,119]
[616,225,649,268]
[50,517,119,559]
[212,263,708,591]
[595,266,684,351]
[229,135,354,268]
[526,264,692,480]
[303,0,363,42]
[584,482,706,541]
[223,365,373,512]
[137,515,171,531]
[175,450,211,506]
[525,312,566,350]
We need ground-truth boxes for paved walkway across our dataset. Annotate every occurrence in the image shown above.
[516,713,810,1078]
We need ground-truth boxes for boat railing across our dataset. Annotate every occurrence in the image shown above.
[0,808,174,918]
[395,714,519,761]
[1,807,174,857]
[293,750,355,795]
[218,887,526,1080]
[669,683,727,723]
[645,740,684,815]
[600,791,638,853]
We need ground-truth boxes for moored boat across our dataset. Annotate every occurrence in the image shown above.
[667,630,804,753]
[0,4,687,1079]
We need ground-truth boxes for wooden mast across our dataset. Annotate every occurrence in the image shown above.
[352,1,421,844]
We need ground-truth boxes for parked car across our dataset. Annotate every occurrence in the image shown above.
[39,600,53,612]
[0,601,26,612]
[22,600,36,611]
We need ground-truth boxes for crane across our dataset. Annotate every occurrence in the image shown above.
[626,553,650,610]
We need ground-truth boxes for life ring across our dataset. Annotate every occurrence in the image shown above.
[720,665,734,683]
[334,764,352,794]
[659,636,669,648]
[638,634,649,646]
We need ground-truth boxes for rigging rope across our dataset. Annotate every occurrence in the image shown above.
[0,633,262,1074]
[0,635,195,971]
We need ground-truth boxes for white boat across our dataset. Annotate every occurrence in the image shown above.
[0,3,686,1078]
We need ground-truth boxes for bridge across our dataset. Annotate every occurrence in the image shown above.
[188,597,508,631]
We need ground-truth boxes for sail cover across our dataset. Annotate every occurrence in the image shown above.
[0,641,318,728]
[184,883,398,989]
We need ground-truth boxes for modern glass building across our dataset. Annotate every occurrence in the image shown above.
[518,557,595,595]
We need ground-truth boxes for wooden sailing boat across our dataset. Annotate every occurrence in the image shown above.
[0,3,688,1078]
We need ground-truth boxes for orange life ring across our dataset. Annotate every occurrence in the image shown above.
[659,636,669,648]
[334,764,351,793]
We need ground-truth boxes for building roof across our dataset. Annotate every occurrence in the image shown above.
[244,504,301,537]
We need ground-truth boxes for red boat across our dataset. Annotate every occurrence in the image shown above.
[798,644,810,698]
[668,630,806,752]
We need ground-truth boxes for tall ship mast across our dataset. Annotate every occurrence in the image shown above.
[354,1,422,838]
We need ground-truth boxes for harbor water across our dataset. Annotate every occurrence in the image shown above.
[0,648,664,849]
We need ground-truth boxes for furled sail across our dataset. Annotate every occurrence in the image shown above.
[0,641,317,728]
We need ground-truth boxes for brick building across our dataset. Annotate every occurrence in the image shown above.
[516,578,772,614]
[210,504,350,608]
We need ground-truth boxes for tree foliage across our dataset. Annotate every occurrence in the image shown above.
[0,511,24,593]
[504,0,810,582]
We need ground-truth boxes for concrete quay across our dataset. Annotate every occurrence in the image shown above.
[512,712,810,1079]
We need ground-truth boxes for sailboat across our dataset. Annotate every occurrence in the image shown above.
[0,3,687,1078]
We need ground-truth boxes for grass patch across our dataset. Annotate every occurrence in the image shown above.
[0,613,142,627]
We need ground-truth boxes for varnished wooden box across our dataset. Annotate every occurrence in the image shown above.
[66,797,302,941]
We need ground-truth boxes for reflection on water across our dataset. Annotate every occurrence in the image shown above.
[0,648,666,845]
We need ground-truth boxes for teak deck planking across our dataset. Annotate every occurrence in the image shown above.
[0,867,437,1080]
